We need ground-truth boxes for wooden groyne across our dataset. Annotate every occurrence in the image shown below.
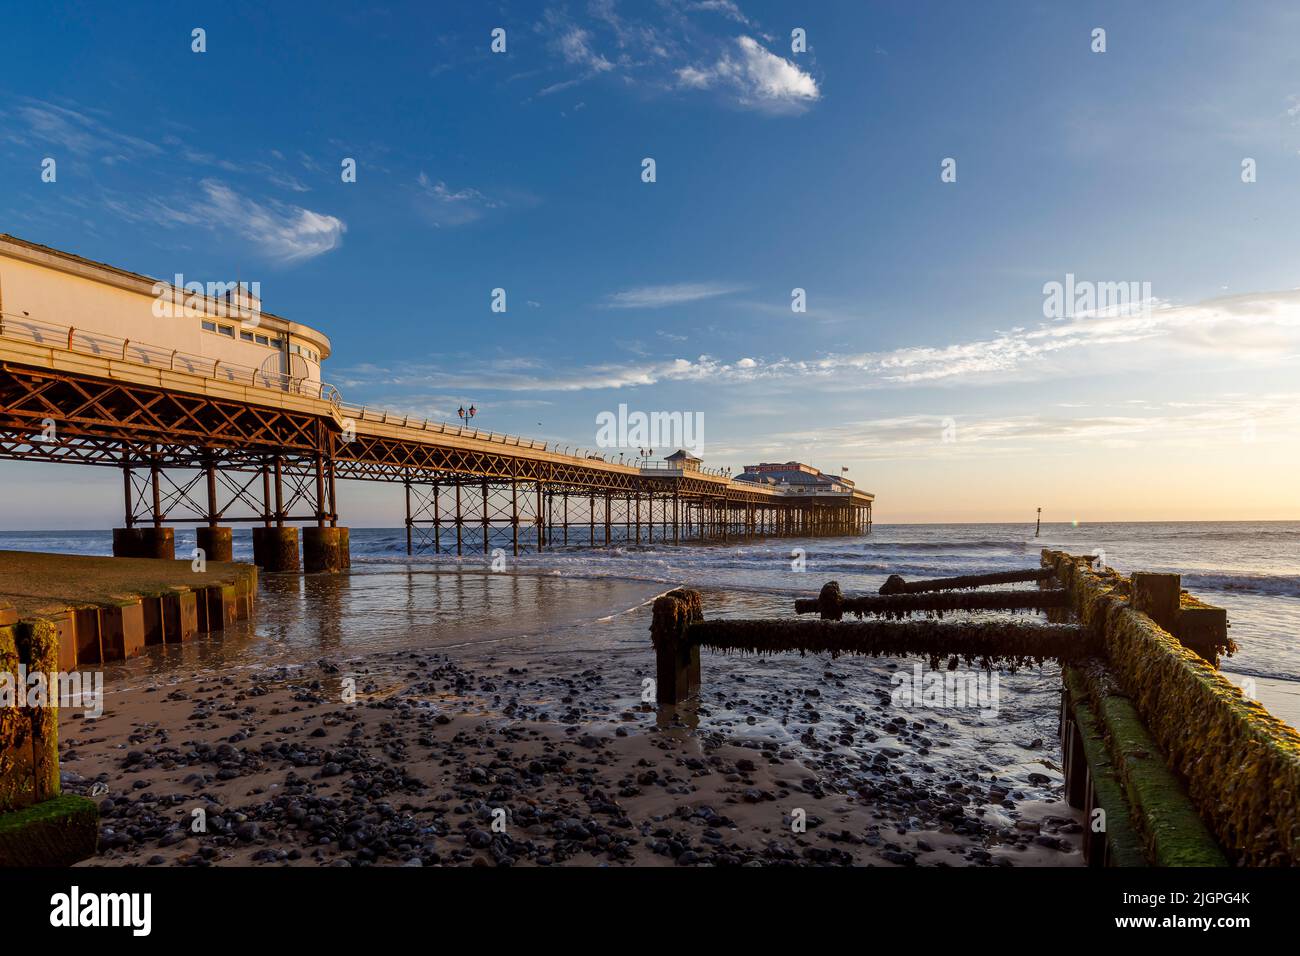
[879,568,1056,594]
[1046,550,1296,867]
[794,580,1069,619]
[650,550,1298,866]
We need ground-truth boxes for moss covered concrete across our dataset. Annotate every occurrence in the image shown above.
[0,794,99,866]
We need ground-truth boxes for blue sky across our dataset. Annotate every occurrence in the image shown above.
[2,0,1299,526]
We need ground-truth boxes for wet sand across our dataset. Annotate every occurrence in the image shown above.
[57,569,1085,867]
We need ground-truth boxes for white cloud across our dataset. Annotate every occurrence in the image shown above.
[688,1,751,25]
[196,181,344,263]
[677,36,820,112]
[603,281,743,309]
[556,26,614,73]
[345,287,1300,396]
[92,180,344,264]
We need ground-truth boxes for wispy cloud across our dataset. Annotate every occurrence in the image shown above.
[341,287,1300,396]
[99,180,345,264]
[602,281,744,309]
[749,395,1300,462]
[413,172,503,227]
[687,1,751,26]
[3,99,161,164]
[335,354,734,393]
[196,181,344,263]
[556,25,615,73]
[677,36,819,112]
[530,6,817,114]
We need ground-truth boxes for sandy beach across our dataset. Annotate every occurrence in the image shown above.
[58,590,1084,867]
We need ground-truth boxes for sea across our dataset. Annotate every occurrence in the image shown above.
[3,521,1297,724]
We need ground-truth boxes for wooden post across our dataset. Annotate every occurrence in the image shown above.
[481,478,490,554]
[1177,601,1230,666]
[1130,573,1181,633]
[651,589,703,705]
[816,581,844,620]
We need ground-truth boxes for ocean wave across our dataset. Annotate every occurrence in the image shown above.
[1181,572,1300,598]
[862,539,1026,551]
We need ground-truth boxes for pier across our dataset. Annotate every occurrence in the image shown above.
[0,236,874,574]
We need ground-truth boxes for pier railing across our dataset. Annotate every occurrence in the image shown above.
[0,312,553,454]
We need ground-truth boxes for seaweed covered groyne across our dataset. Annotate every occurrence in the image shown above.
[650,551,1296,866]
[1046,550,1298,866]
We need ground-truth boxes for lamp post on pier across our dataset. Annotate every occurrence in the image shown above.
[457,404,477,429]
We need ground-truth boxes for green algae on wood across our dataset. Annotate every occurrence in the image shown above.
[687,618,1093,669]
[1045,550,1300,866]
[650,589,703,704]
[0,625,36,813]
[795,583,1069,620]
[1070,662,1226,866]
[15,619,60,802]
[1063,668,1147,867]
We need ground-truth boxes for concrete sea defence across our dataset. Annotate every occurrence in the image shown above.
[0,549,257,667]
[0,549,261,864]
